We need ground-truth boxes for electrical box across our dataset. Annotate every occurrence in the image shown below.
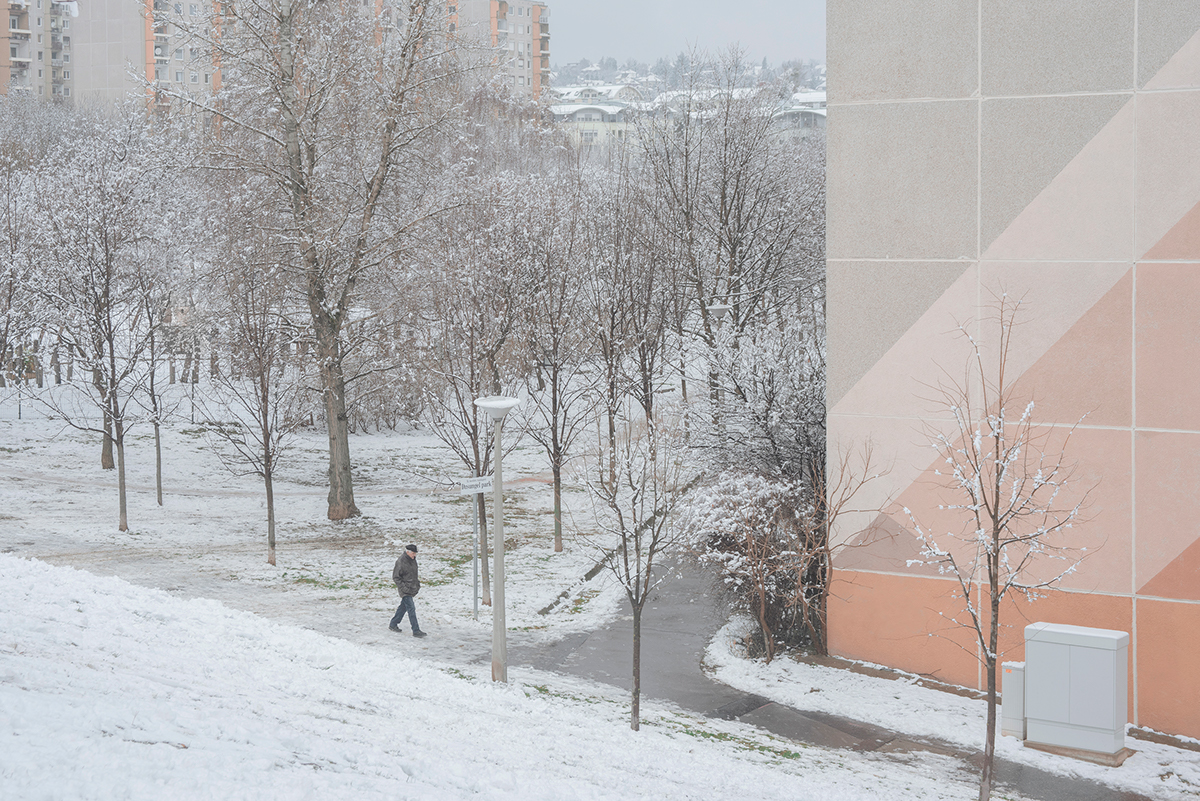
[1024,622,1129,755]
[1001,662,1025,739]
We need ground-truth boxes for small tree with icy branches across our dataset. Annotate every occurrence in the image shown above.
[906,293,1090,801]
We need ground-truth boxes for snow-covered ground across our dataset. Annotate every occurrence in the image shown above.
[2,386,1198,800]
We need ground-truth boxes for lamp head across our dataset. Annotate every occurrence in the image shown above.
[474,395,520,421]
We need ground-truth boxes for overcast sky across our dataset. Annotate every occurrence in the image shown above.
[545,0,825,67]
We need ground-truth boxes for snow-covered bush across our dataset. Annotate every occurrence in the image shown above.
[679,470,825,662]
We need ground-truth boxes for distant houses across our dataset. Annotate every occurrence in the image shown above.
[547,83,826,152]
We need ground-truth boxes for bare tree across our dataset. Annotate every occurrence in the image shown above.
[906,294,1091,801]
[586,407,695,731]
[0,95,70,394]
[165,0,467,519]
[203,237,304,566]
[418,174,531,601]
[32,112,167,531]
[522,170,599,552]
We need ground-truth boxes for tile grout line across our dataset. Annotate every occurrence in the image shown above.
[1131,0,1140,729]
[976,0,983,695]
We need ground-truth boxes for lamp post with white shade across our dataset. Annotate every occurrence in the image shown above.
[707,302,731,429]
[473,395,520,683]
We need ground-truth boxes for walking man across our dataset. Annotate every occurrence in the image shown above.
[389,544,427,637]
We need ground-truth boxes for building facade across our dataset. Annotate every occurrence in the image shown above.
[5,1,545,104]
[827,2,1200,739]
[450,0,548,98]
[4,0,82,101]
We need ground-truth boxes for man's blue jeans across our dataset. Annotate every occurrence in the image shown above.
[390,595,419,632]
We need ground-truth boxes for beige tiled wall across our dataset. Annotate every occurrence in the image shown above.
[828,1,1200,739]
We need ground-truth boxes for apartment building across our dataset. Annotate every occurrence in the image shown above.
[827,0,1200,741]
[2,0,219,104]
[449,0,548,98]
[5,1,544,104]
[4,0,79,101]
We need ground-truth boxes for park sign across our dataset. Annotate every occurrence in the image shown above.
[460,475,493,495]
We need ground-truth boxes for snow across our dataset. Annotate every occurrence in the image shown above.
[707,617,1200,800]
[2,389,1198,800]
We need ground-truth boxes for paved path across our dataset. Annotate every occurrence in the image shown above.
[509,561,1154,801]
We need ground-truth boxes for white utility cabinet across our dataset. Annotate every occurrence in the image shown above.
[1001,661,1025,739]
[1024,622,1129,755]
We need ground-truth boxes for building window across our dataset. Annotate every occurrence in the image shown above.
[190,47,199,60]
[37,51,42,60]
[175,70,183,82]
[62,69,69,78]
[175,48,182,59]
[9,18,17,29]
[190,71,198,82]
[63,86,69,97]
[174,2,182,12]
[37,69,42,78]
[203,72,209,83]
[61,19,67,28]
[36,16,42,25]
[63,53,69,62]
[8,46,15,58]
[189,3,199,14]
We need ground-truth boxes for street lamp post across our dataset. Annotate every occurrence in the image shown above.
[473,394,520,683]
[707,302,731,430]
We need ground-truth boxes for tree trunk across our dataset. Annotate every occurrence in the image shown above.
[265,468,277,566]
[979,549,1001,801]
[631,600,642,731]
[149,331,163,506]
[315,328,359,519]
[95,368,114,470]
[154,420,163,506]
[478,492,491,605]
[552,461,563,552]
[115,421,128,532]
[102,415,114,470]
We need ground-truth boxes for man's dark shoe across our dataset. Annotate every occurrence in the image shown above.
[413,630,428,638]
[389,624,401,632]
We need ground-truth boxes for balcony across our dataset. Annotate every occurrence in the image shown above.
[9,55,31,64]
[8,26,32,38]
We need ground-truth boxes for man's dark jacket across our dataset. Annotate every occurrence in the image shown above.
[393,553,419,597]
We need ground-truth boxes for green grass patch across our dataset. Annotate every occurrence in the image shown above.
[422,551,475,587]
[658,718,809,761]
[569,588,601,614]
